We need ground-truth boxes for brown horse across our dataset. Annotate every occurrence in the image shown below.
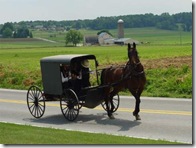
[101,42,146,120]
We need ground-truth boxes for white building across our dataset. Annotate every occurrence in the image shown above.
[84,19,140,46]
[98,32,113,45]
[98,19,140,46]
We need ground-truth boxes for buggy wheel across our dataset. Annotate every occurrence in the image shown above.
[60,89,79,121]
[27,85,45,118]
[101,94,120,113]
[78,103,83,110]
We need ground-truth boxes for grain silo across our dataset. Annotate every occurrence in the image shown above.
[117,19,124,38]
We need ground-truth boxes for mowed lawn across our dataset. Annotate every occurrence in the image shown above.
[0,122,183,144]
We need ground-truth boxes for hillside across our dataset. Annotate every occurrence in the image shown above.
[31,27,192,45]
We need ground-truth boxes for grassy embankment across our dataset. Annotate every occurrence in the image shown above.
[0,122,182,144]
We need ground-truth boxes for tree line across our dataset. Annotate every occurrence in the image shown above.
[0,22,33,38]
[12,12,192,31]
[0,12,192,38]
[72,12,192,31]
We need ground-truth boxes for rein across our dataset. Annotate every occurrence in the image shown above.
[97,64,125,71]
[122,61,144,80]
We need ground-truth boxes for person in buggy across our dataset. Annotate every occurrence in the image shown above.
[80,59,91,88]
[61,64,71,89]
[60,63,81,92]
[61,59,91,100]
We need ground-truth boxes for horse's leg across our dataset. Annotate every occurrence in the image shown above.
[130,90,141,120]
[110,93,116,113]
[110,98,115,113]
[133,94,141,120]
[104,96,114,119]
[109,95,115,119]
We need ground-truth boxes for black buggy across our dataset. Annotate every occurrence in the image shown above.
[27,54,120,121]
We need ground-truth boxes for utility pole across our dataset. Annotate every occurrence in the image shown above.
[180,29,182,45]
[179,24,183,45]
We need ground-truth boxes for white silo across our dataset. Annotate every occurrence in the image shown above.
[117,19,124,38]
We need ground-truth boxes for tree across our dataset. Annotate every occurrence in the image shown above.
[13,28,32,38]
[1,22,14,38]
[2,28,12,38]
[29,32,33,38]
[65,30,83,46]
[0,22,14,33]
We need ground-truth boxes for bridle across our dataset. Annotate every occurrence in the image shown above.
[123,60,145,80]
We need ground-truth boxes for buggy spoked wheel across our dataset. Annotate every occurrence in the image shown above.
[60,89,79,121]
[27,85,45,118]
[101,94,120,113]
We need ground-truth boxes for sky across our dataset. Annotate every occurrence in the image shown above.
[0,0,192,24]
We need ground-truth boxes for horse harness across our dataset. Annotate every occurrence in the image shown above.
[122,61,145,80]
[102,61,145,90]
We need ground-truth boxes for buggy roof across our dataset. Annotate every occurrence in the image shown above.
[40,54,96,64]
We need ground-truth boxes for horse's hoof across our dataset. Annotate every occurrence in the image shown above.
[109,115,115,119]
[133,112,141,120]
[135,115,141,120]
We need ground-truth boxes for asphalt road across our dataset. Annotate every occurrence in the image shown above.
[0,89,193,144]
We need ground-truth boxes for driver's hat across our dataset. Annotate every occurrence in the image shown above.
[81,59,89,68]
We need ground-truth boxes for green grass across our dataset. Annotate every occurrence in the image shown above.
[138,45,192,59]
[122,27,192,45]
[144,66,192,98]
[0,122,183,144]
[0,44,192,98]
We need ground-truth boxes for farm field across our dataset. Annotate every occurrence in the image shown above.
[0,38,64,48]
[0,27,192,98]
[0,45,192,98]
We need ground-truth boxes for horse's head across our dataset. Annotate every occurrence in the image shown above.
[127,42,140,65]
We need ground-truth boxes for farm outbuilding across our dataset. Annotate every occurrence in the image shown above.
[83,19,140,46]
[83,35,99,46]
[97,32,140,45]
[98,32,113,45]
[114,38,140,45]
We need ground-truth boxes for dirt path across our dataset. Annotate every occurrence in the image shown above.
[142,56,192,70]
[35,37,58,43]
